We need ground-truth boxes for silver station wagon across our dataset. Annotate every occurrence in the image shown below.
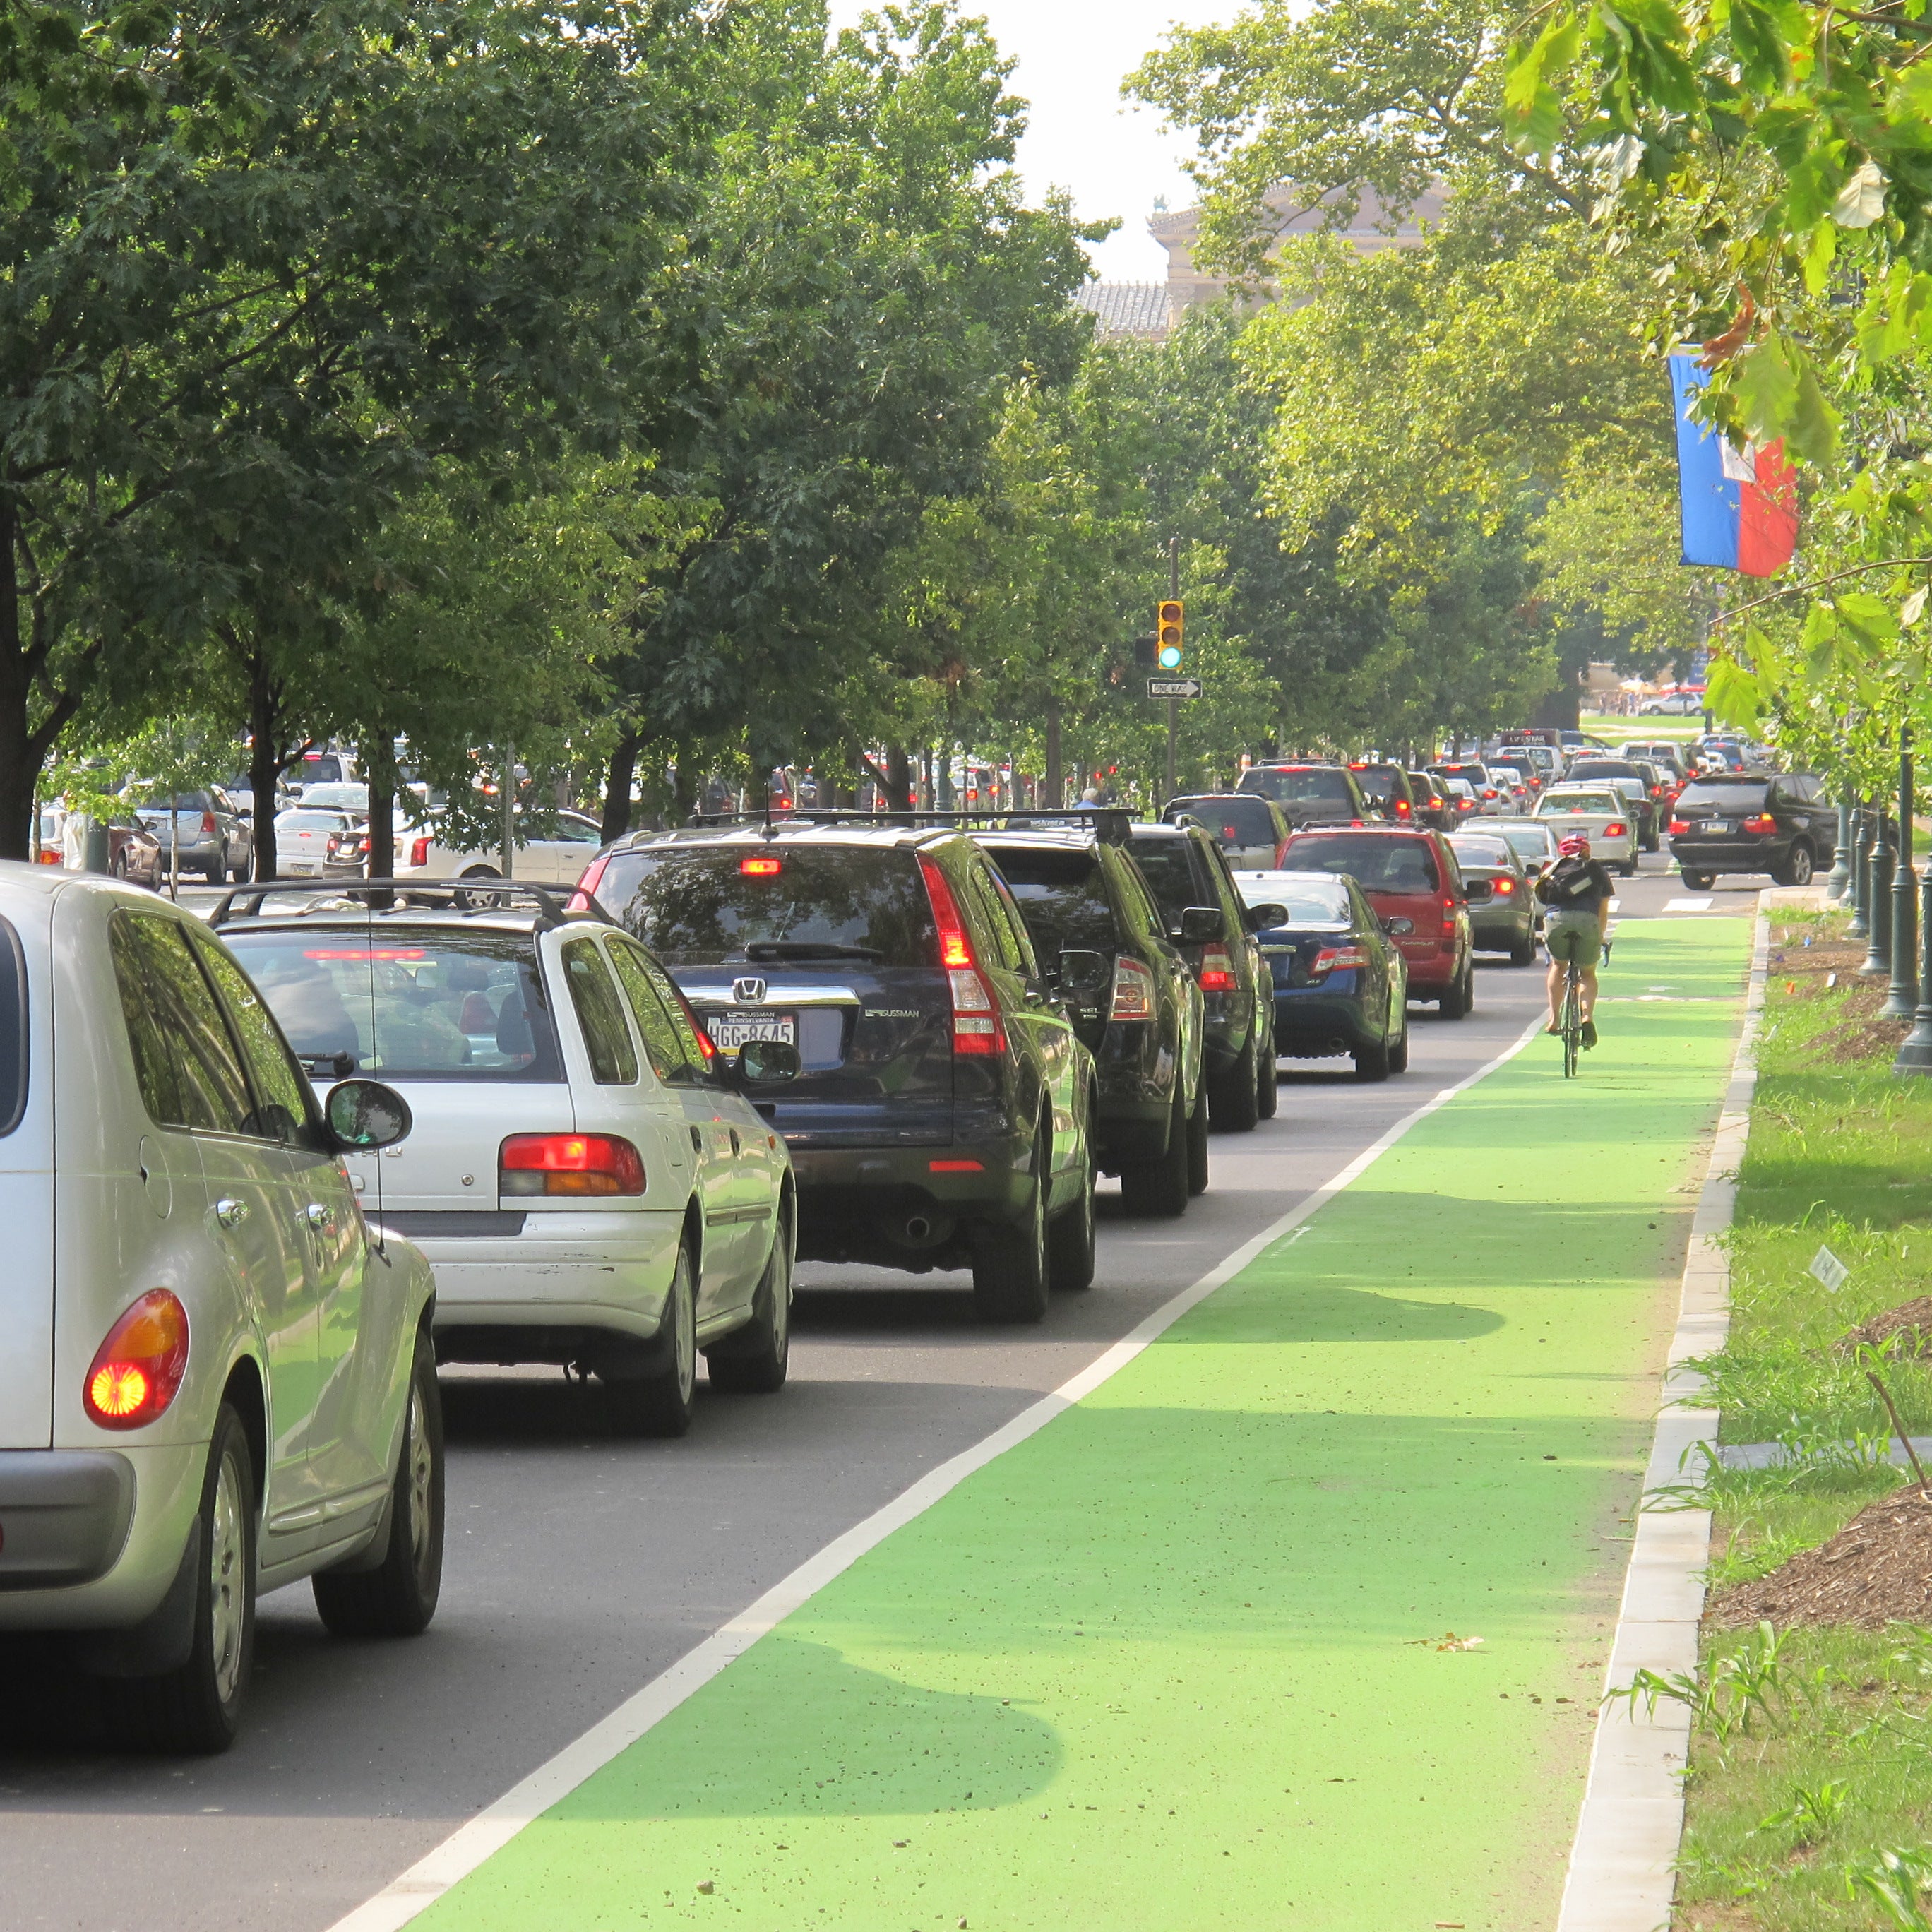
[0,866,439,1752]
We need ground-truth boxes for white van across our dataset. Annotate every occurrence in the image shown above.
[0,866,439,1751]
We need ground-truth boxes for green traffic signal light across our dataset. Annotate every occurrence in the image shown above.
[1157,600,1183,669]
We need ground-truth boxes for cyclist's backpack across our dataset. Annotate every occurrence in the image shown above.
[1537,855,1594,907]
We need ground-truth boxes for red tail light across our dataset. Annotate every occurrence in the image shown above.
[410,835,431,868]
[1441,893,1457,933]
[570,852,612,911]
[1349,818,1364,828]
[201,812,218,836]
[1198,944,1236,991]
[35,849,59,865]
[83,1290,189,1430]
[1603,821,1627,837]
[1742,813,1777,834]
[1481,788,1497,800]
[1309,944,1368,976]
[1669,817,1690,835]
[500,1133,645,1197]
[1395,797,1411,817]
[1493,878,1515,894]
[1110,955,1157,1020]
[919,856,975,970]
[740,854,782,876]
[919,857,1006,1054]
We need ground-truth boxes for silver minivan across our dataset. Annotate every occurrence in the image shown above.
[0,866,439,1751]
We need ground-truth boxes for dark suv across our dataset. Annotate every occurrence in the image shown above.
[1235,763,1373,828]
[1125,821,1277,1129]
[968,818,1207,1216]
[579,821,1099,1321]
[1347,763,1427,827]
[1669,773,1835,888]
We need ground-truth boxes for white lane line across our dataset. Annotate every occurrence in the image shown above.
[1664,896,1715,912]
[1555,893,1770,1932]
[327,1016,1549,1932]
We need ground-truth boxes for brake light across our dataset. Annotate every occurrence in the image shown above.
[1669,817,1690,835]
[1441,893,1457,934]
[201,813,217,836]
[570,852,611,912]
[35,849,58,865]
[947,965,1007,1054]
[1198,944,1236,991]
[83,1289,189,1430]
[1310,945,1368,975]
[1603,822,1627,837]
[740,854,782,876]
[919,856,975,970]
[1493,878,1515,894]
[1743,813,1777,834]
[1481,788,1498,800]
[500,1133,645,1197]
[1350,818,1364,828]
[1110,955,1157,1020]
[410,835,431,868]
[1395,797,1411,817]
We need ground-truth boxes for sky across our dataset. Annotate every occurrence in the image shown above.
[828,1,1231,282]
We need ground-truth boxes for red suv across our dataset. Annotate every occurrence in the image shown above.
[1277,826,1478,1018]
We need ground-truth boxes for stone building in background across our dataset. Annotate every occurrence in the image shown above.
[1077,183,1446,342]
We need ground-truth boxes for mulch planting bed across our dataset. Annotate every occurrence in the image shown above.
[1708,1486,1932,1628]
[1839,1296,1932,1358]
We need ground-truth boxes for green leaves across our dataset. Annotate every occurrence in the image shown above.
[1504,8,1580,155]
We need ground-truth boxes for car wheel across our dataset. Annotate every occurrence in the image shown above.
[1186,1087,1210,1196]
[1256,1020,1279,1120]
[313,1331,444,1637]
[1438,963,1468,1020]
[1121,1082,1190,1219]
[1352,1033,1391,1081]
[230,858,249,883]
[1046,1128,1097,1292]
[1508,930,1537,967]
[707,1198,793,1393]
[973,1130,1050,1323]
[127,1404,256,1753]
[203,855,225,886]
[607,1240,698,1436]
[1388,1018,1409,1073]
[460,866,502,880]
[1208,1032,1260,1133]
[1681,869,1715,890]
[1774,842,1815,888]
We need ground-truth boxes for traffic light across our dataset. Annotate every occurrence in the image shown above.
[1156,600,1184,669]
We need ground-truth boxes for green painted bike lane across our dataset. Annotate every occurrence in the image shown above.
[419,919,1750,1932]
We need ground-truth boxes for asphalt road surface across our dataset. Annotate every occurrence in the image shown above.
[0,852,1755,1932]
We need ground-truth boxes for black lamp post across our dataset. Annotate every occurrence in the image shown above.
[1890,734,1921,1016]
[1864,819,1895,977]
[1899,866,1932,1072]
[1827,799,1854,900]
[1849,805,1873,938]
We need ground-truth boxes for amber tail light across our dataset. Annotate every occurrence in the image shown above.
[84,1290,189,1430]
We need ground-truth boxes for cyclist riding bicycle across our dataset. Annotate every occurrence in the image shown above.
[1537,832,1614,1049]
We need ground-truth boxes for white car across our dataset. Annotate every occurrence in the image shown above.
[0,865,439,1751]
[1533,787,1640,875]
[393,810,605,887]
[274,808,364,878]
[1640,691,1703,715]
[295,782,370,814]
[215,886,799,1436]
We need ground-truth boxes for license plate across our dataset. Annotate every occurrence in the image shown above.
[705,1010,796,1056]
[1700,820,1730,834]
[285,859,321,874]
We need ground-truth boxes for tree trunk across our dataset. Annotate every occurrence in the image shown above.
[1044,703,1062,809]
[365,741,395,904]
[885,744,913,811]
[601,728,638,844]
[0,501,32,861]
[672,742,699,823]
[249,655,282,880]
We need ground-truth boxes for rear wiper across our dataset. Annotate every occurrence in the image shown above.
[744,940,882,962]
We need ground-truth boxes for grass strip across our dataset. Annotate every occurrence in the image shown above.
[419,922,1748,1932]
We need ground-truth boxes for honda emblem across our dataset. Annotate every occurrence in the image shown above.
[732,977,768,1006]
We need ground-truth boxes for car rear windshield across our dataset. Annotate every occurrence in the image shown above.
[1237,877,1352,924]
[278,811,351,832]
[1678,782,1772,812]
[1168,797,1277,847]
[1539,792,1620,815]
[1449,837,1512,867]
[593,845,938,967]
[1432,763,1489,780]
[1349,767,1402,807]
[1499,825,1558,859]
[1564,761,1640,780]
[1238,767,1352,804]
[221,929,563,1081]
[1282,834,1440,893]
[980,845,1121,955]
[1126,839,1210,921]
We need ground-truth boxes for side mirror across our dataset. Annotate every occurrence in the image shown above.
[737,1037,801,1085]
[1243,902,1289,931]
[1175,906,1223,945]
[1462,878,1494,904]
[1383,915,1414,936]
[324,1078,412,1150]
[1056,949,1109,994]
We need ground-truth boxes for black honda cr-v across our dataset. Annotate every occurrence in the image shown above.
[578,821,1098,1322]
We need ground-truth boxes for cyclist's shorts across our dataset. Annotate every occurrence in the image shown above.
[1544,910,1600,965]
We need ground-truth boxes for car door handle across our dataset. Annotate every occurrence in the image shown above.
[689,1124,703,1154]
[214,1197,248,1230]
[729,1128,742,1157]
[302,1203,335,1234]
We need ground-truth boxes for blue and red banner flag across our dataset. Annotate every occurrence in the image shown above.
[1668,354,1798,577]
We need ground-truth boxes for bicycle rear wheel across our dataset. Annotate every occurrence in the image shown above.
[1561,966,1582,1078]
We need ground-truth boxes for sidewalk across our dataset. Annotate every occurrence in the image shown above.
[413,920,1753,1932]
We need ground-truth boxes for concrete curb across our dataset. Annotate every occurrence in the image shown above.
[1554,895,1774,1932]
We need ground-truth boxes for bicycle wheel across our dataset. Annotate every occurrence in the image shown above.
[1561,966,1582,1079]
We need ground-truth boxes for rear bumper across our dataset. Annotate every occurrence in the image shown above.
[788,1142,1034,1267]
[1669,837,1788,873]
[1272,991,1377,1056]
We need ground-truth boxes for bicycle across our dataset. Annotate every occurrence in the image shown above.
[1555,936,1610,1078]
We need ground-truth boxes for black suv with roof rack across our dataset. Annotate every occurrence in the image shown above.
[1234,762,1373,827]
[578,818,1099,1322]
[964,816,1207,1213]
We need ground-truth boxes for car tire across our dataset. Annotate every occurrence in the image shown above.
[313,1331,444,1638]
[1122,1083,1190,1219]
[1256,1022,1279,1121]
[1681,869,1715,890]
[1508,931,1536,967]
[973,1134,1050,1323]
[607,1240,698,1436]
[203,856,225,886]
[1186,1089,1210,1196]
[1438,962,1469,1020]
[1388,1018,1409,1073]
[1619,859,1638,877]
[1046,1133,1097,1292]
[127,1405,256,1754]
[1352,1034,1391,1081]
[707,1199,793,1393]
[1208,1033,1260,1133]
[1774,842,1815,888]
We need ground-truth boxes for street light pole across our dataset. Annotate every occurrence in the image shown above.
[1849,804,1873,938]
[1900,864,1932,1071]
[1827,797,1854,899]
[1864,816,1895,977]
[1888,729,1920,1017]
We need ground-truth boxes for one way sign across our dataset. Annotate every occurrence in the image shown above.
[1147,676,1202,700]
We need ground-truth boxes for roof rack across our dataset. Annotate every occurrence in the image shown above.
[682,807,1133,847]
[206,877,614,931]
